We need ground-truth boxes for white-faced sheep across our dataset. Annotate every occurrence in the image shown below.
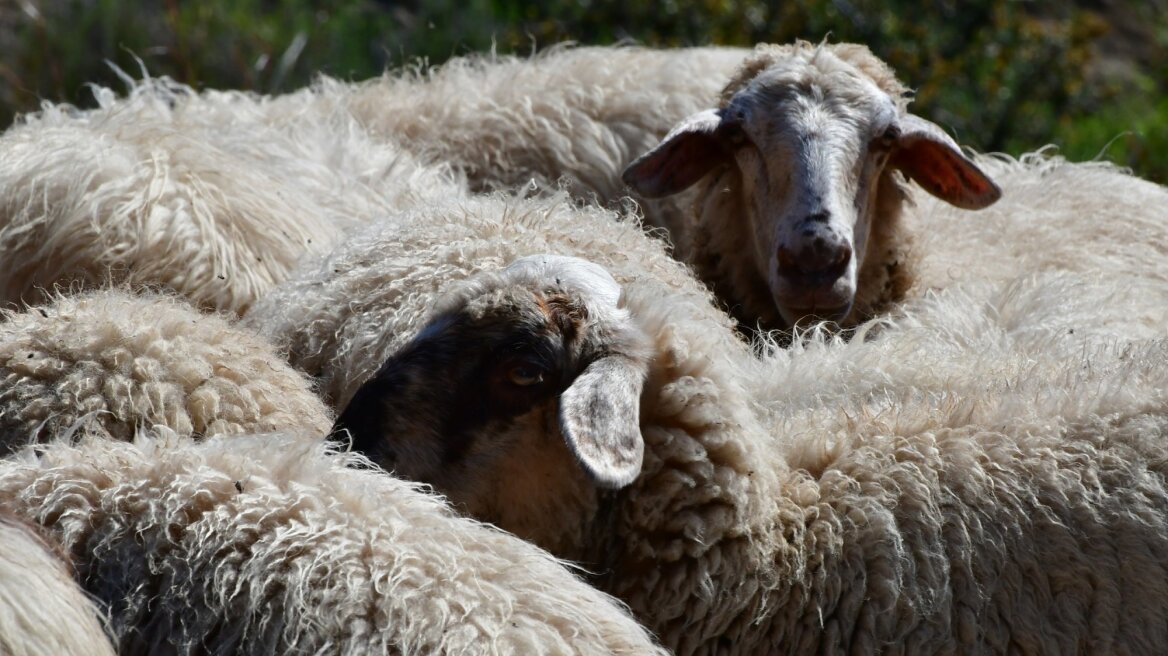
[0,76,462,315]
[0,430,667,655]
[0,512,115,656]
[249,185,1168,652]
[0,289,331,455]
[316,43,750,235]
[622,40,1002,331]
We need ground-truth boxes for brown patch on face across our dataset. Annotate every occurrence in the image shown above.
[536,291,587,343]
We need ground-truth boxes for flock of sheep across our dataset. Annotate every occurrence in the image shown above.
[0,39,1167,655]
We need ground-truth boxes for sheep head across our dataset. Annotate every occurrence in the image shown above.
[332,254,651,552]
[623,42,1001,330]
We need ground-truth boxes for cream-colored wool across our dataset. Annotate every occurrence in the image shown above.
[0,514,115,656]
[0,289,331,455]
[0,77,462,315]
[250,184,1168,653]
[316,43,750,235]
[907,150,1168,294]
[0,431,666,655]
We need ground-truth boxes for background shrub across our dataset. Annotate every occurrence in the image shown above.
[1,0,1164,181]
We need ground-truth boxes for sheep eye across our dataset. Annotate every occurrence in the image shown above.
[723,123,748,147]
[874,126,899,151]
[507,364,545,387]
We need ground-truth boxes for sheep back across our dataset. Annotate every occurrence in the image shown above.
[0,78,461,315]
[0,431,667,655]
[0,289,331,454]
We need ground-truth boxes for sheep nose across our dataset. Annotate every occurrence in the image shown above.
[776,240,852,285]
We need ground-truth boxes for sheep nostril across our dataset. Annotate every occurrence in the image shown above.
[824,243,852,279]
[777,247,800,278]
[778,242,851,282]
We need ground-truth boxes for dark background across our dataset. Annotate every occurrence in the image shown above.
[2,0,1164,181]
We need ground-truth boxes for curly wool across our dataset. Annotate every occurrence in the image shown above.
[907,150,1168,293]
[0,431,666,656]
[316,43,749,234]
[0,289,331,455]
[0,513,115,656]
[0,77,462,315]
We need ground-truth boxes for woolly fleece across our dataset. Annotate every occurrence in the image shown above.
[0,289,330,455]
[313,44,750,234]
[0,77,462,315]
[0,514,115,656]
[0,431,666,655]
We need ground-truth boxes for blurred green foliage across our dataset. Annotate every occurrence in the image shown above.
[1,0,1165,182]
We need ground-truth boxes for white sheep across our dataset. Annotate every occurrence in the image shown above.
[0,76,462,315]
[249,186,1168,652]
[0,512,115,656]
[318,43,750,235]
[0,289,331,455]
[622,40,1003,331]
[0,429,667,655]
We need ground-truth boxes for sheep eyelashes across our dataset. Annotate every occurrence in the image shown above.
[334,254,651,494]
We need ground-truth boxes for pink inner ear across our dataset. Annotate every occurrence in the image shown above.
[623,132,728,198]
[893,140,1002,210]
[622,109,730,198]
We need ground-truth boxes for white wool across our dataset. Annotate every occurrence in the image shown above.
[0,77,463,315]
[0,289,332,454]
[504,254,625,319]
[0,515,115,656]
[0,430,666,655]
[320,43,750,234]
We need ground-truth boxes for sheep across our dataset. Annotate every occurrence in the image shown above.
[622,40,1003,332]
[316,43,751,236]
[0,75,462,315]
[0,512,115,656]
[247,184,1168,652]
[0,289,331,455]
[0,429,667,655]
[244,191,738,414]
[348,268,1168,654]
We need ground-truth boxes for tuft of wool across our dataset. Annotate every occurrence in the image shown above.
[312,43,750,235]
[0,430,667,656]
[0,513,115,656]
[0,289,331,455]
[908,150,1168,293]
[0,77,463,315]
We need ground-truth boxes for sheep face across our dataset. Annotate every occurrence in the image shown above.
[623,43,1001,329]
[333,255,651,550]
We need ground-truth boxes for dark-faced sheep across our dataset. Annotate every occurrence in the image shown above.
[248,186,1168,654]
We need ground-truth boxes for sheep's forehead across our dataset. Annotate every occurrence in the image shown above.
[461,287,587,341]
[730,54,900,144]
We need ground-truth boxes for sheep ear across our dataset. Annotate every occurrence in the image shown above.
[331,374,396,464]
[891,114,1002,210]
[622,109,730,198]
[558,356,646,489]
